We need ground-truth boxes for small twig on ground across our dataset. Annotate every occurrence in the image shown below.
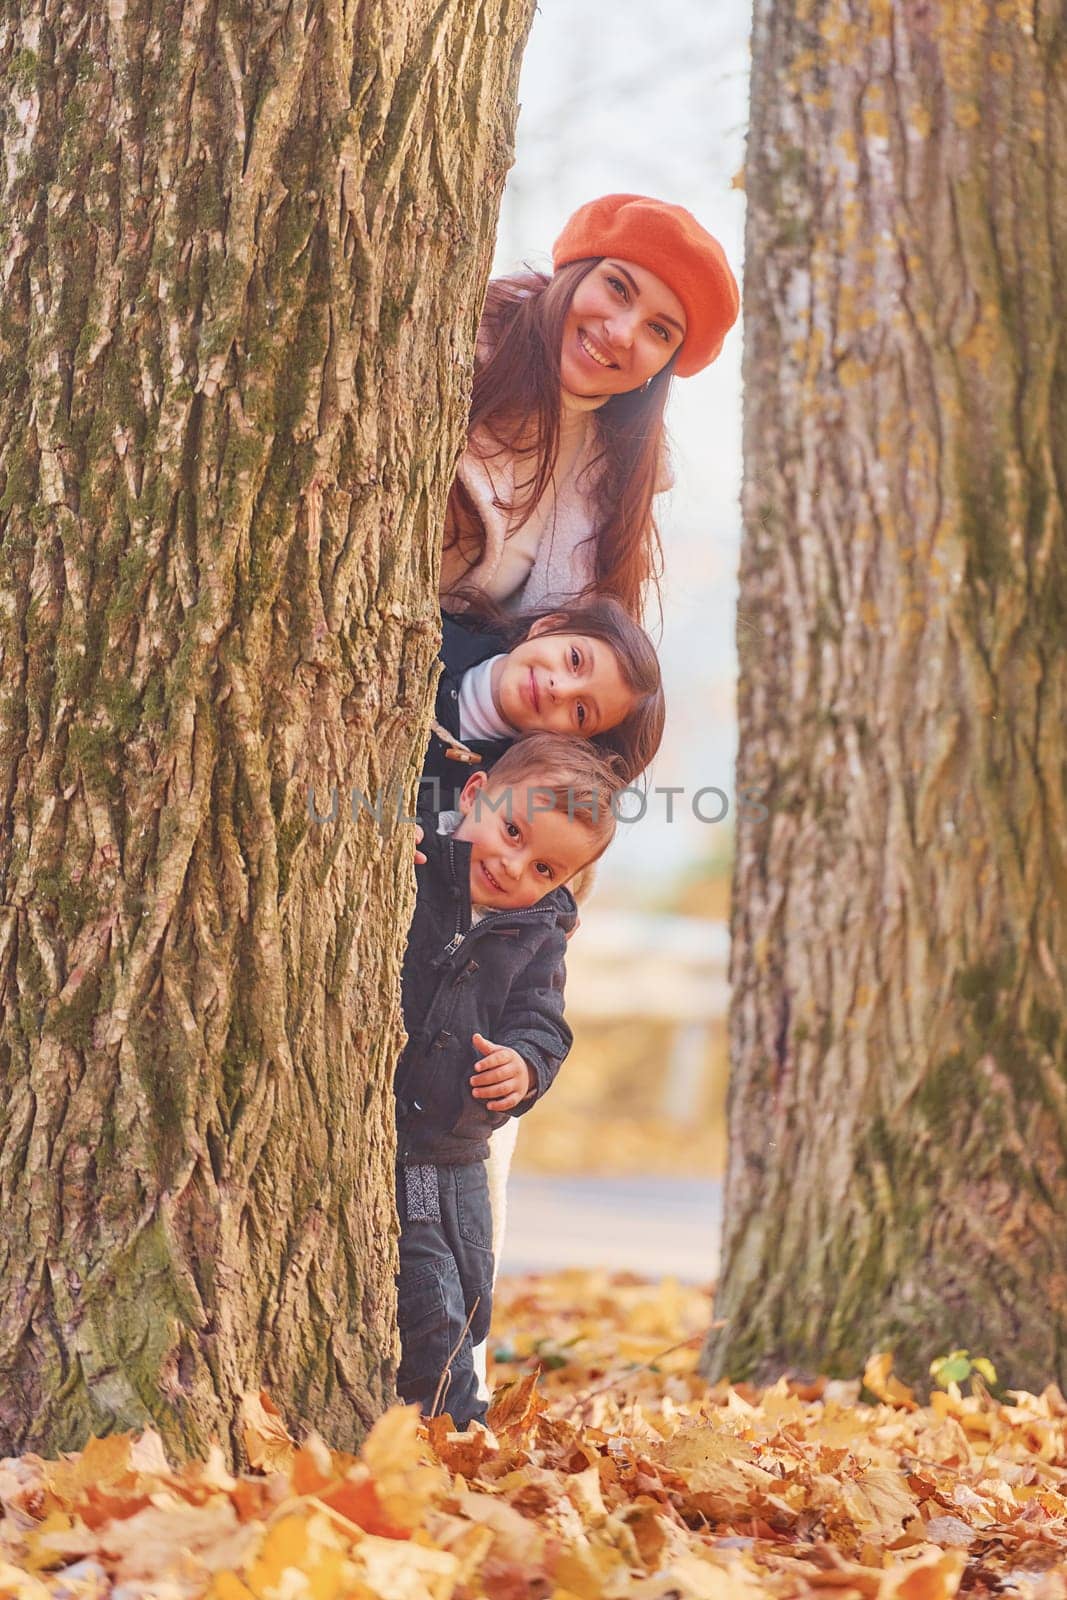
[430,1296,481,1420]
[560,1322,725,1417]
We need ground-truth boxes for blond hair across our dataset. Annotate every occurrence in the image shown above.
[479,733,622,870]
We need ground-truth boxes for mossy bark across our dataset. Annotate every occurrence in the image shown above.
[704,0,1067,1392]
[0,0,534,1458]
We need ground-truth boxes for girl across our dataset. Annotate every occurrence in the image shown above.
[422,596,663,1402]
[421,597,665,814]
[440,193,739,620]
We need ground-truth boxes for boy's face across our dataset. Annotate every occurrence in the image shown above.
[454,773,595,910]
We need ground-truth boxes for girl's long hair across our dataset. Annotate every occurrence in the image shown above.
[444,263,674,621]
[449,594,666,786]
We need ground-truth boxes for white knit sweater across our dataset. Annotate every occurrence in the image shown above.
[440,388,608,612]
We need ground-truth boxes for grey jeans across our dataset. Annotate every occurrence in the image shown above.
[396,1161,493,1428]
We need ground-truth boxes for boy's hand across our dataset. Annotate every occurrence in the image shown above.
[470,1032,533,1112]
[414,823,426,866]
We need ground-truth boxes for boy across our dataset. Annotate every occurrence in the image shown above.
[395,732,619,1428]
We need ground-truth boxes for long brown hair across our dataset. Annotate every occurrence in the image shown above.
[450,593,666,786]
[444,263,675,620]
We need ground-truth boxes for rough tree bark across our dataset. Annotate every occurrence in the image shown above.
[705,0,1067,1391]
[0,0,535,1458]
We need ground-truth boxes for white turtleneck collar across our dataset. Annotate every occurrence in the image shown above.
[457,656,517,743]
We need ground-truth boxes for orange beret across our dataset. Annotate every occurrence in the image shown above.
[552,194,739,377]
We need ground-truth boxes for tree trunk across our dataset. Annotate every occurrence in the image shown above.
[0,0,534,1459]
[705,0,1067,1393]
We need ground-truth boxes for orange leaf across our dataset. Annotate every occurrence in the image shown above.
[359,1406,449,1531]
[864,1352,918,1410]
[21,1512,83,1574]
[211,1574,257,1600]
[880,1549,967,1597]
[487,1370,545,1434]
[239,1390,295,1474]
[424,1414,496,1477]
[43,1434,135,1509]
[318,1473,411,1540]
[291,1437,335,1498]
[78,1487,153,1531]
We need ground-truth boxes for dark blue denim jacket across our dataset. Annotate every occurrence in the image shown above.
[394,813,576,1166]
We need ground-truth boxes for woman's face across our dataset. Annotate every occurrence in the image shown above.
[558,258,688,399]
[493,623,637,737]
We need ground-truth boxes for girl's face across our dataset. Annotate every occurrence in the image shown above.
[559,258,687,399]
[493,622,637,737]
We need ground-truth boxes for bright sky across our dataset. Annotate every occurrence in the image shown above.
[494,0,750,899]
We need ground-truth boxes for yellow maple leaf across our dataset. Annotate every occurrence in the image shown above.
[837,1466,919,1543]
[20,1512,82,1575]
[240,1512,350,1600]
[553,1535,629,1599]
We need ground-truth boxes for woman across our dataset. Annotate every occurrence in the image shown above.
[448,196,738,1396]
[440,193,739,621]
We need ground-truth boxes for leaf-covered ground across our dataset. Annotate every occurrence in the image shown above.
[2,1270,1066,1598]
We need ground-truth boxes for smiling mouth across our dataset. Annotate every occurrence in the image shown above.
[481,861,505,894]
[528,667,540,713]
[579,329,618,370]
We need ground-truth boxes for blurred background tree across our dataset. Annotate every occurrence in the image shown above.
[704,0,1067,1392]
